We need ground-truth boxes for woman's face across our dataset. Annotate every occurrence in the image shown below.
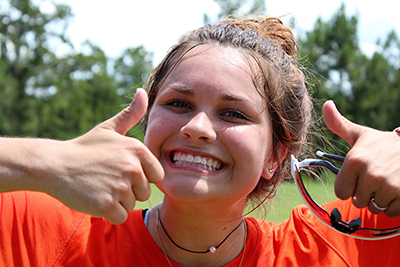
[144,45,275,205]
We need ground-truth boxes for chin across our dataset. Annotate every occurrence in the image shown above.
[156,176,221,204]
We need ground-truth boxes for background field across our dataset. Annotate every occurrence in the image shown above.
[135,173,337,223]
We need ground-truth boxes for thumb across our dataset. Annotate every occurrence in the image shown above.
[99,88,148,135]
[322,100,366,147]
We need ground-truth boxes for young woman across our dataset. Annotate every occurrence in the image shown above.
[1,17,400,266]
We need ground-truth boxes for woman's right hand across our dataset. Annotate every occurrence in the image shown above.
[43,88,164,224]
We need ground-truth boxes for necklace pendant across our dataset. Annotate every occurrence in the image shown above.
[209,246,216,253]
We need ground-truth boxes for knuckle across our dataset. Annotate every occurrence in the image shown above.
[117,182,132,197]
[365,168,385,182]
[126,164,143,177]
[334,181,350,200]
[135,188,151,201]
[346,150,363,166]
[384,209,398,218]
[351,196,366,209]
[382,179,400,194]
[132,182,151,201]
[368,204,383,215]
[130,142,147,157]
[98,197,117,215]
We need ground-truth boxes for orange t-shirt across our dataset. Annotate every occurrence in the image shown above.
[1,191,400,266]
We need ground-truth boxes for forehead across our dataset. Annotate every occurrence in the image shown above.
[160,45,266,101]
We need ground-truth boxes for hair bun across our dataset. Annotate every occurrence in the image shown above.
[219,17,297,59]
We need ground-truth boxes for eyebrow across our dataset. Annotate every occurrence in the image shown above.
[167,85,194,96]
[166,84,262,110]
[168,85,248,102]
[219,93,248,102]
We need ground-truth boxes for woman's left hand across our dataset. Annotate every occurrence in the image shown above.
[322,100,400,217]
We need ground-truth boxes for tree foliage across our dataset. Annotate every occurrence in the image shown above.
[0,0,153,139]
[298,3,400,153]
[204,0,266,23]
[0,0,73,136]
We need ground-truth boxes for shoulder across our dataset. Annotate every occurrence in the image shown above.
[271,200,400,266]
[243,203,355,266]
[71,208,173,266]
[0,191,89,266]
[0,191,85,226]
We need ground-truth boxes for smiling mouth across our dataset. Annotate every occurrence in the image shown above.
[171,151,223,171]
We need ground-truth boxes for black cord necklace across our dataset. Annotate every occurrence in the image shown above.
[157,205,244,254]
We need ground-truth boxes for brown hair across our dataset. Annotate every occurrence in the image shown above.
[143,17,313,204]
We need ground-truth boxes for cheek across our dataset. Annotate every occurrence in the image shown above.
[223,127,272,193]
[144,109,180,157]
[224,126,272,156]
[222,126,273,178]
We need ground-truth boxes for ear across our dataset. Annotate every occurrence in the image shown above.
[261,164,276,180]
[261,145,288,180]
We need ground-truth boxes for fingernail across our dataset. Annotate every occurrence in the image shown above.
[128,90,140,107]
[132,92,137,103]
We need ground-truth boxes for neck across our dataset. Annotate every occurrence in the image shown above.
[148,198,247,266]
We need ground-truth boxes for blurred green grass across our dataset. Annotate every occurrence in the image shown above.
[135,173,337,223]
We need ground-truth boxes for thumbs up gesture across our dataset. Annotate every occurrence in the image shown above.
[323,100,400,216]
[47,88,164,224]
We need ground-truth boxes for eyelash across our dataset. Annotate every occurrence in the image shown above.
[165,99,191,109]
[221,109,250,121]
[164,99,250,121]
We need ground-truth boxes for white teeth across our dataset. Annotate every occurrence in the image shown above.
[207,159,213,167]
[213,161,218,168]
[186,154,194,162]
[172,152,222,171]
[194,156,201,164]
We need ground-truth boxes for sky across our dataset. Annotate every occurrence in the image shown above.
[51,0,400,65]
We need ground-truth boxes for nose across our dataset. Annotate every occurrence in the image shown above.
[180,112,217,143]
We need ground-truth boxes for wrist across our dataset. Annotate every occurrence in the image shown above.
[28,139,71,196]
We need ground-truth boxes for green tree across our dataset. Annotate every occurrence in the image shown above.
[0,0,73,136]
[299,3,400,154]
[382,31,400,128]
[204,0,266,23]
[350,52,393,130]
[114,46,154,140]
[299,4,361,107]
[44,41,125,139]
[114,46,153,99]
[0,0,154,140]
[298,4,365,152]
